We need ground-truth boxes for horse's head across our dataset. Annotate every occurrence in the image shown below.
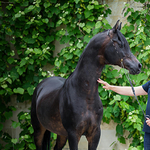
[102,20,142,75]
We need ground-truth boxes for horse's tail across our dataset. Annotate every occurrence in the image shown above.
[31,87,51,150]
[42,130,51,150]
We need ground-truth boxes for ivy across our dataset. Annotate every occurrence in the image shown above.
[100,1,150,149]
[0,0,150,149]
[0,0,111,149]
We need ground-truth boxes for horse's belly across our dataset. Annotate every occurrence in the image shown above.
[37,103,68,136]
[44,120,68,136]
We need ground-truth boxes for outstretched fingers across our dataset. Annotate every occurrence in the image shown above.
[97,78,110,90]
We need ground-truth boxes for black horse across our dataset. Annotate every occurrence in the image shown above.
[31,20,142,150]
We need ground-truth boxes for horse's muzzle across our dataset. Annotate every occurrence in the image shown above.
[129,62,142,75]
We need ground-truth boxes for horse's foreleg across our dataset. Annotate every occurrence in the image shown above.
[67,131,80,150]
[86,128,100,150]
[54,135,67,150]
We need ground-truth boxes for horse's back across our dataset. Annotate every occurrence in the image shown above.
[35,76,66,105]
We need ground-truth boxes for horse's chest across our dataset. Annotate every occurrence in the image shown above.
[77,108,103,135]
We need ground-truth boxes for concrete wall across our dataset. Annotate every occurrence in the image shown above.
[3,0,142,150]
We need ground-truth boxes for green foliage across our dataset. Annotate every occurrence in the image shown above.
[53,0,111,77]
[100,1,150,149]
[0,0,111,149]
[2,110,36,150]
[1,0,150,149]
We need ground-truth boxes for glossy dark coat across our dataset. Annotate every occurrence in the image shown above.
[31,20,142,150]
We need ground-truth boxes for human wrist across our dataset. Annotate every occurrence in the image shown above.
[108,85,114,91]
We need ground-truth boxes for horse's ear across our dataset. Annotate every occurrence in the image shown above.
[117,22,122,30]
[112,20,120,32]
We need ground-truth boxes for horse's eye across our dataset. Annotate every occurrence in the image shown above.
[119,44,123,48]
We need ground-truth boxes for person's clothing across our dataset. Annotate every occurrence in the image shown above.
[144,132,150,150]
[142,81,150,133]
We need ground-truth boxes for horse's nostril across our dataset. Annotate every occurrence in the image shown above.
[139,63,142,69]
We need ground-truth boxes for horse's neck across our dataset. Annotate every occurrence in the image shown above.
[69,55,104,93]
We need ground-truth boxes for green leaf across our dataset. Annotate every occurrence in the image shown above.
[28,126,34,134]
[87,5,94,10]
[74,0,80,4]
[118,136,126,144]
[4,111,13,119]
[23,37,35,44]
[88,16,95,21]
[7,57,14,64]
[20,114,26,120]
[83,27,91,33]
[20,58,27,67]
[144,38,150,46]
[60,65,68,73]
[127,16,133,23]
[17,67,25,75]
[79,23,85,28]
[136,19,141,25]
[116,124,123,135]
[120,101,129,110]
[13,87,24,94]
[114,95,121,101]
[28,143,36,149]
[44,2,50,8]
[14,13,21,18]
[6,78,12,84]
[104,107,112,118]
[46,36,54,43]
[11,138,18,144]
[61,35,70,44]
[0,124,3,131]
[55,58,62,67]
[21,1,28,7]
[28,38,35,44]
[33,48,42,54]
[77,42,83,48]
[84,10,93,18]
[1,84,7,89]
[133,123,141,131]
[109,99,116,105]
[84,35,91,43]
[95,21,102,29]
[10,69,19,81]
[29,59,34,64]
[56,20,62,27]
[64,53,73,60]
[131,11,139,19]
[51,0,57,3]
[24,5,35,13]
[42,18,49,23]
[27,86,34,96]
[73,49,82,57]
[12,121,20,128]
[86,22,95,28]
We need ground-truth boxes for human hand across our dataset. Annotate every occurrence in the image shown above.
[146,118,150,127]
[97,78,110,90]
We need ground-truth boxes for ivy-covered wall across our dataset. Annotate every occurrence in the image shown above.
[0,0,150,150]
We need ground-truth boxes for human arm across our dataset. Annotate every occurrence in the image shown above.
[97,78,147,96]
